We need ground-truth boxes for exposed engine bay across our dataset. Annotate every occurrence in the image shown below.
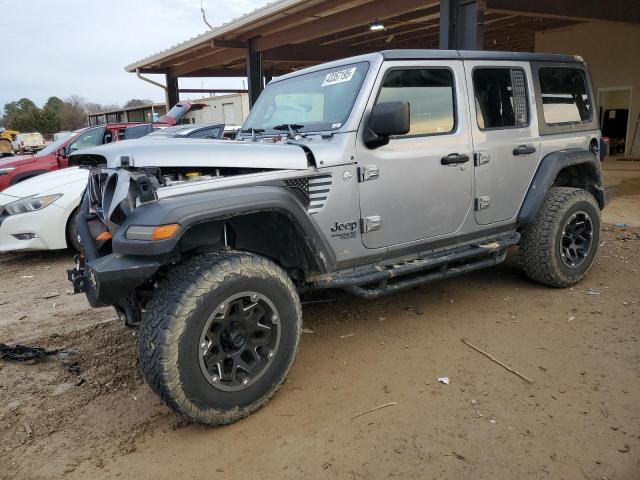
[85,166,272,235]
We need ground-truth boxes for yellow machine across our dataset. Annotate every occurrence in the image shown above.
[0,129,19,155]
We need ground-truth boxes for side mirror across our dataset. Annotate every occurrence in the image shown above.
[364,101,410,149]
[57,147,66,158]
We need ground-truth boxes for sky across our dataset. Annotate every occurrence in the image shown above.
[0,0,267,111]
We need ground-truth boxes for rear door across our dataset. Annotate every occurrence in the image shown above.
[464,62,541,225]
[356,60,473,249]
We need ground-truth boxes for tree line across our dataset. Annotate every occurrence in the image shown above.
[0,97,154,135]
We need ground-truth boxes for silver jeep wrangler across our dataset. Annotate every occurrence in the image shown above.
[69,50,611,424]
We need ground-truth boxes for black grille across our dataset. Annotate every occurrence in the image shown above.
[511,69,528,127]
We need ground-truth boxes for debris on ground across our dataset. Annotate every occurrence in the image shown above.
[0,344,59,363]
[461,338,533,384]
[302,328,315,334]
[437,377,450,385]
[42,291,61,299]
[351,402,398,420]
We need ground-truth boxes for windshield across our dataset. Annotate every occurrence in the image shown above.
[36,132,80,157]
[242,62,369,135]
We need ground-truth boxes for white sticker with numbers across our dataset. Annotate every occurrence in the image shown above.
[321,67,357,87]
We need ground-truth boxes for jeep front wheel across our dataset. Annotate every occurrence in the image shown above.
[138,251,302,425]
[520,187,600,287]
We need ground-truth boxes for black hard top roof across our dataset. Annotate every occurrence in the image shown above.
[381,49,583,63]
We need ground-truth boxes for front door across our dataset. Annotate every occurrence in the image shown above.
[464,62,542,225]
[356,60,473,249]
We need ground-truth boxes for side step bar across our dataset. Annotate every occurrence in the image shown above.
[314,232,519,299]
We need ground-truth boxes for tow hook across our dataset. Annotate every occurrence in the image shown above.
[67,254,89,294]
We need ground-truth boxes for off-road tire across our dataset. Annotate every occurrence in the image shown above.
[520,187,600,287]
[66,209,83,253]
[138,251,302,425]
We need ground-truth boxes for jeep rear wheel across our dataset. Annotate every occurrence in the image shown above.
[138,251,302,425]
[520,187,600,287]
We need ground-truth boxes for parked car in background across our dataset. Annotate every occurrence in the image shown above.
[0,119,218,253]
[0,128,19,157]
[0,167,88,252]
[0,102,204,191]
[16,132,45,154]
[53,131,74,141]
[145,123,226,139]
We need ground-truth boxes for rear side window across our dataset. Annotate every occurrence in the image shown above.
[376,69,455,136]
[473,68,528,129]
[538,68,591,125]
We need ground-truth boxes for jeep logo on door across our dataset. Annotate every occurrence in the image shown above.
[330,220,358,239]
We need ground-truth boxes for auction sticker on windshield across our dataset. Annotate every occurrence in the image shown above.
[322,67,357,87]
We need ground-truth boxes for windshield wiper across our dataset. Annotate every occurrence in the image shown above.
[273,124,305,139]
[240,128,265,140]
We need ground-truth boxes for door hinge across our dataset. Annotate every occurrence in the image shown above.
[474,152,490,166]
[358,165,379,182]
[361,215,382,233]
[475,196,490,211]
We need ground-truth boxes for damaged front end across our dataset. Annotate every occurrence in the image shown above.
[65,138,315,326]
[67,166,165,326]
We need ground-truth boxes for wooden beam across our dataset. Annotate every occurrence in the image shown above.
[170,49,245,77]
[180,68,246,77]
[314,4,440,45]
[262,44,376,62]
[486,0,640,24]
[253,0,434,52]
[211,39,247,49]
[237,0,372,40]
[178,88,247,94]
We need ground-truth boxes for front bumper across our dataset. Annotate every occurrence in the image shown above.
[0,203,68,252]
[68,254,161,307]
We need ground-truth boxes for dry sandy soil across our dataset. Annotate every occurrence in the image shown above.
[0,159,639,480]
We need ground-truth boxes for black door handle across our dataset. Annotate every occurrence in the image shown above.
[441,153,470,165]
[513,145,536,156]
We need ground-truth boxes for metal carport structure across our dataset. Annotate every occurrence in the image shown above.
[125,0,640,108]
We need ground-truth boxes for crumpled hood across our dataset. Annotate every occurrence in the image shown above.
[0,167,88,199]
[69,137,311,170]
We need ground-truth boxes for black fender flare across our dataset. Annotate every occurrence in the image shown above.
[517,148,608,225]
[111,185,336,272]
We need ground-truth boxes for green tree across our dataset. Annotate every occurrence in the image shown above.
[3,98,42,132]
[40,96,65,135]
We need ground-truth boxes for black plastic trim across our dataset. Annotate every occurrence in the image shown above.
[518,148,605,225]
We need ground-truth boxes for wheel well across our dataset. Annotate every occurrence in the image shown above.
[552,163,599,197]
[178,211,323,279]
[65,207,79,245]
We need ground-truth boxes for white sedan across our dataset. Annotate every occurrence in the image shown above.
[0,167,88,252]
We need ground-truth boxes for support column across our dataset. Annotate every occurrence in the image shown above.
[165,72,180,109]
[440,0,485,50]
[247,39,263,108]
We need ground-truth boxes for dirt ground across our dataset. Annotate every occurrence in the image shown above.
[1,159,639,480]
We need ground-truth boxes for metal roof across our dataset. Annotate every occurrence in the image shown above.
[124,0,309,72]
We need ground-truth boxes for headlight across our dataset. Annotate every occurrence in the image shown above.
[2,194,62,215]
[0,166,17,176]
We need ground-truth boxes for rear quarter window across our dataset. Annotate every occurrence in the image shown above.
[538,67,591,125]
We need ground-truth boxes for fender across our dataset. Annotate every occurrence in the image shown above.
[517,149,609,225]
[111,185,336,272]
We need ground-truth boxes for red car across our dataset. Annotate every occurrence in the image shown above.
[0,102,202,191]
